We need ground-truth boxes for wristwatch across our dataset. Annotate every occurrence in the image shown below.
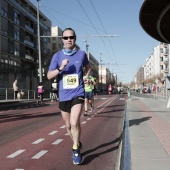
[57,67,62,72]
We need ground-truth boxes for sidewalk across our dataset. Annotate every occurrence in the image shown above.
[127,96,170,170]
[0,98,50,109]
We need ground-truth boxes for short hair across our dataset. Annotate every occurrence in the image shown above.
[62,28,76,37]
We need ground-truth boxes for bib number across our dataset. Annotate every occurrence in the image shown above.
[63,74,79,89]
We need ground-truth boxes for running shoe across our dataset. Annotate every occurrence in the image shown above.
[72,141,83,158]
[72,149,82,165]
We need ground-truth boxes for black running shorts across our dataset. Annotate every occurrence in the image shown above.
[59,96,84,113]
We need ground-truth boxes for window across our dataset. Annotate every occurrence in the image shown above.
[14,31,20,41]
[14,11,20,25]
[1,18,8,35]
[1,0,8,17]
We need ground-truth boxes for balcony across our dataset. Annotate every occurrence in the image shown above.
[164,68,169,73]
[164,58,169,65]
[25,54,34,61]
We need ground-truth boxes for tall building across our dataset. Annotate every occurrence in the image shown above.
[0,0,52,90]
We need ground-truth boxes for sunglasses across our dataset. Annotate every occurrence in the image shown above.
[62,36,75,40]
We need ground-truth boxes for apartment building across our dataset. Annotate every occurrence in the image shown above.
[0,0,51,90]
[51,26,63,55]
[143,42,169,88]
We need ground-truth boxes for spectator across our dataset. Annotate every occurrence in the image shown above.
[13,78,19,100]
[37,82,44,103]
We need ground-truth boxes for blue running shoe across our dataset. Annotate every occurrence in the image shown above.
[72,141,83,158]
[72,149,82,165]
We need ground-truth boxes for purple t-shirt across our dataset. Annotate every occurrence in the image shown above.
[48,50,89,101]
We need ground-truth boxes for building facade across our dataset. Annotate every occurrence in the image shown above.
[0,0,52,90]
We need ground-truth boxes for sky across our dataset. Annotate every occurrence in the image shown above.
[29,0,159,84]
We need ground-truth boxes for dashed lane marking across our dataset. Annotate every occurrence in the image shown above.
[87,118,91,120]
[60,125,66,128]
[52,139,63,145]
[32,138,45,144]
[48,131,58,135]
[119,98,125,100]
[81,121,87,124]
[31,150,48,159]
[7,150,25,158]
[15,169,24,170]
[65,133,69,135]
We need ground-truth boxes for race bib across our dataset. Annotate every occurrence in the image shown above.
[63,74,79,89]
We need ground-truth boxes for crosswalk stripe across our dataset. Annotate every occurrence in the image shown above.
[52,139,63,145]
[32,138,45,144]
[31,150,48,159]
[7,150,25,158]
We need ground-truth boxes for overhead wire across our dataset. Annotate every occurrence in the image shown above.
[76,0,114,63]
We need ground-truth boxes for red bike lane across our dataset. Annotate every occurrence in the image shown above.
[0,94,127,170]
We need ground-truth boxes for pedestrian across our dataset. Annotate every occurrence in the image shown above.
[13,78,19,100]
[51,79,58,102]
[47,28,91,165]
[117,86,120,94]
[37,82,44,103]
[83,75,95,116]
[108,84,113,96]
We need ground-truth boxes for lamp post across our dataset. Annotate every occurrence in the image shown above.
[100,53,102,90]
[37,0,42,82]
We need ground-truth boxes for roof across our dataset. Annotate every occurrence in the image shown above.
[139,0,170,43]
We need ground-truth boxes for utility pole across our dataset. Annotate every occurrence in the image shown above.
[37,0,42,82]
[100,53,102,90]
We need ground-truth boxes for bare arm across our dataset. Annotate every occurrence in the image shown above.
[85,64,91,76]
[47,59,69,80]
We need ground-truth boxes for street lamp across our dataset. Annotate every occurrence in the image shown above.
[37,0,42,82]
[100,53,102,90]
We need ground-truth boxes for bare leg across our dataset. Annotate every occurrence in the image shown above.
[61,111,73,140]
[84,98,88,112]
[70,103,83,147]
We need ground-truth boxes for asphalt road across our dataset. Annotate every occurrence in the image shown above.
[0,93,127,170]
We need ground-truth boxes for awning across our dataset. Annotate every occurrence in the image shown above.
[139,0,170,43]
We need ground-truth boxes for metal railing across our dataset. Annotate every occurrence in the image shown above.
[0,88,36,100]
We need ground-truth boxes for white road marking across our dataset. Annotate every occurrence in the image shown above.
[7,150,25,158]
[81,121,87,124]
[48,131,58,135]
[52,139,63,145]
[91,115,95,117]
[65,133,69,135]
[119,98,125,100]
[60,125,66,128]
[15,169,24,170]
[87,118,91,120]
[31,150,48,159]
[32,138,45,144]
